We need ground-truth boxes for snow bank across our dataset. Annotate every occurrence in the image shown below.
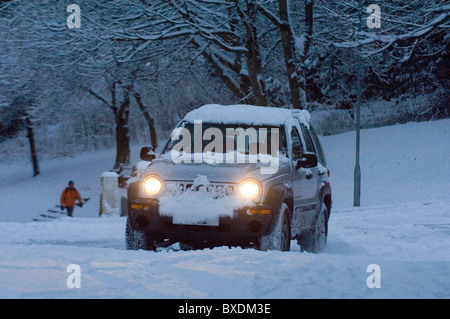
[321,119,450,208]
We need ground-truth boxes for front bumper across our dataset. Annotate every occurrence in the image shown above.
[128,198,274,244]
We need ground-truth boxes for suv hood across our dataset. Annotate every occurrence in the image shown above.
[140,155,289,183]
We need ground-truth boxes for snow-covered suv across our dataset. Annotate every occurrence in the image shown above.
[126,104,331,252]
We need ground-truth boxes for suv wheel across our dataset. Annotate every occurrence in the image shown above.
[258,203,291,251]
[301,202,328,253]
[125,218,156,251]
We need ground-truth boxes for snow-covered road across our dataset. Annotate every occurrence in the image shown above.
[0,119,449,298]
[0,199,448,298]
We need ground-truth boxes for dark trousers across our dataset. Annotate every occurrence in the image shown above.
[66,206,74,217]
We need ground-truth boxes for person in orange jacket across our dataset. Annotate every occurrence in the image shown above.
[60,181,83,217]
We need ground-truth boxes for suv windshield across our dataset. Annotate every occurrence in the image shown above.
[164,122,287,156]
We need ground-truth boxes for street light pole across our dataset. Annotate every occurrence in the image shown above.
[354,0,362,207]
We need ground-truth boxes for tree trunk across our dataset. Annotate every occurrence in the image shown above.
[89,81,131,170]
[228,4,252,102]
[234,0,267,106]
[133,92,158,150]
[25,114,40,177]
[114,118,130,170]
[244,1,267,106]
[114,86,131,170]
[200,48,248,102]
[279,0,302,109]
[301,0,314,106]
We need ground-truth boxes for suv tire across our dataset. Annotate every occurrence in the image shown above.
[301,202,328,253]
[125,218,156,251]
[258,203,291,251]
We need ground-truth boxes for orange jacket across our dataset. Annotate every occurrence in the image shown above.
[60,187,82,208]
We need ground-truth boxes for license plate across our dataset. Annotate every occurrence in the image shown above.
[172,215,219,226]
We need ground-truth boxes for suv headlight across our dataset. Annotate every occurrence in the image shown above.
[239,179,261,200]
[143,176,162,196]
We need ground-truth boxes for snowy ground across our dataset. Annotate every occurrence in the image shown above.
[0,119,449,298]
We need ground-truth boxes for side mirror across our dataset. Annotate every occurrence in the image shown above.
[296,153,318,169]
[140,147,156,162]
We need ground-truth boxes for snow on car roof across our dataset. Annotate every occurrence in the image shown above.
[183,104,310,127]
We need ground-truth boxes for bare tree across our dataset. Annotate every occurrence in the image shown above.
[334,1,449,58]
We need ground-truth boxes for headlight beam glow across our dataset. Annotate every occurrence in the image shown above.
[143,176,162,196]
[239,180,260,200]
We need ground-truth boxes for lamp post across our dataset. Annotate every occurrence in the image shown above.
[354,0,362,207]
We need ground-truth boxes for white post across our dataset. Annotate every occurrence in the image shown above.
[101,172,119,216]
